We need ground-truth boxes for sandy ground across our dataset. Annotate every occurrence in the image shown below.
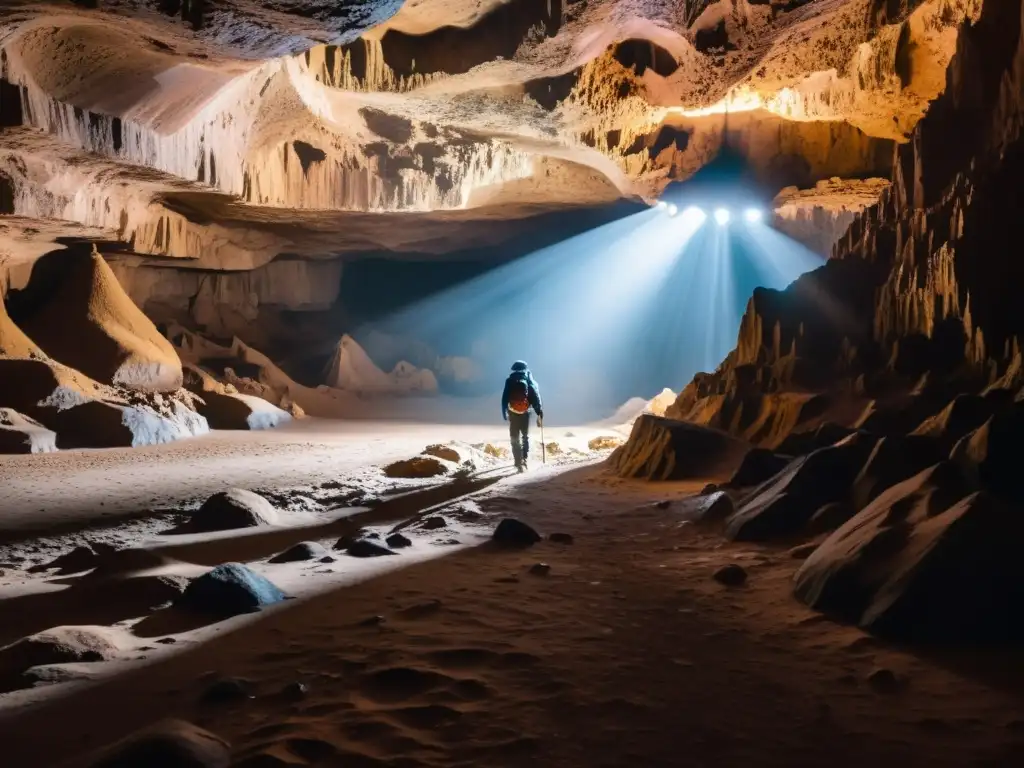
[0,419,586,539]
[1,419,1023,767]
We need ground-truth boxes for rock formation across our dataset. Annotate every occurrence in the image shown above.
[614,0,1024,642]
[0,0,984,360]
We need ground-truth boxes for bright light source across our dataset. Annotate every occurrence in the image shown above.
[744,208,763,223]
[667,203,678,217]
[655,200,668,210]
[714,208,730,226]
[683,206,705,221]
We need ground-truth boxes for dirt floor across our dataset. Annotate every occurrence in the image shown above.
[1,421,1024,767]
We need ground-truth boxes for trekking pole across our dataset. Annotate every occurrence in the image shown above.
[540,416,546,464]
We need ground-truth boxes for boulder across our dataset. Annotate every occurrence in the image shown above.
[176,563,288,617]
[420,516,447,530]
[423,444,461,463]
[383,456,449,478]
[385,533,412,549]
[727,447,791,487]
[186,489,278,533]
[344,539,398,557]
[726,433,878,541]
[492,518,541,547]
[0,408,57,454]
[85,719,230,768]
[0,626,125,689]
[792,462,1024,642]
[610,415,747,481]
[268,541,329,563]
[549,532,574,544]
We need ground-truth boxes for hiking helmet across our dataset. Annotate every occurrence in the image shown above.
[511,361,528,372]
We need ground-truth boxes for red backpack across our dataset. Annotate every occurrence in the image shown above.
[508,379,530,414]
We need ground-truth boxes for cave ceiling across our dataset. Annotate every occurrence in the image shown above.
[0,0,983,271]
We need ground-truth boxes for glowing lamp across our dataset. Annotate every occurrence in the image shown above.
[744,208,763,223]
[655,200,668,210]
[713,208,730,225]
[683,206,706,222]
[667,203,678,217]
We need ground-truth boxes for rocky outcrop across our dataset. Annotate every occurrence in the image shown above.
[663,0,1024,641]
[0,357,208,449]
[325,334,437,395]
[13,246,183,392]
[610,414,748,481]
[794,464,1024,643]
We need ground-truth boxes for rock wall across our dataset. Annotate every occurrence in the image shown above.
[669,0,1024,439]
[108,257,344,344]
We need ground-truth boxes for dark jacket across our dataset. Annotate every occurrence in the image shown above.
[501,365,542,419]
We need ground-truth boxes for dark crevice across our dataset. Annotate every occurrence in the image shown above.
[292,141,327,175]
[523,69,579,110]
[613,39,679,77]
[0,79,24,127]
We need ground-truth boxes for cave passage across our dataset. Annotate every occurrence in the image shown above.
[355,202,823,423]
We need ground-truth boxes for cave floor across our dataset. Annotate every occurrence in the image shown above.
[1,429,1024,767]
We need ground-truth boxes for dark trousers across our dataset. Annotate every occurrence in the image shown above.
[508,411,531,465]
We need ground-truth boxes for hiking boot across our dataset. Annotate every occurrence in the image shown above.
[516,464,525,474]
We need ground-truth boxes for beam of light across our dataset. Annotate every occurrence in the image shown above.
[655,200,668,210]
[666,203,678,217]
[744,208,763,223]
[356,193,827,425]
[684,206,706,223]
[714,208,730,226]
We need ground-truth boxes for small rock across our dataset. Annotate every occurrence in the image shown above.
[201,678,251,704]
[700,483,719,495]
[421,516,447,530]
[269,542,328,564]
[492,518,541,548]
[588,436,623,451]
[333,535,356,550]
[867,667,903,694]
[345,539,398,558]
[359,615,386,626]
[385,533,412,549]
[529,563,551,576]
[654,500,672,510]
[318,556,336,564]
[155,637,177,645]
[788,542,819,560]
[549,532,574,544]
[712,564,748,586]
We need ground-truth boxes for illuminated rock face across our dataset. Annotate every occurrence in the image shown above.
[0,0,982,262]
